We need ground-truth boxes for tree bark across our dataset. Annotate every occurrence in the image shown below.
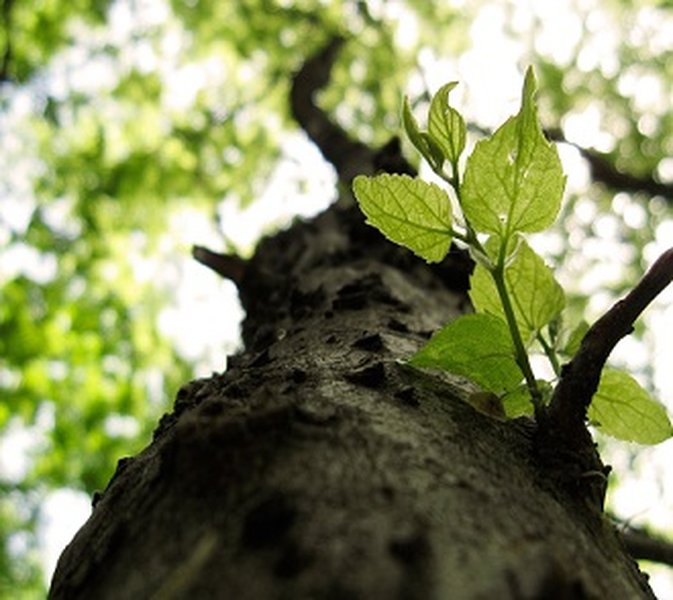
[49,198,654,599]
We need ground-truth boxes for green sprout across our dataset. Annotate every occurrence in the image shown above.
[353,67,672,445]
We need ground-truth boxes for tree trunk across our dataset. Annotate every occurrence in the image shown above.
[49,199,654,599]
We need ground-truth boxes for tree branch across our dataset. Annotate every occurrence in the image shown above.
[547,129,673,202]
[195,40,421,287]
[548,247,673,432]
[290,36,370,184]
[192,245,248,286]
[290,36,413,183]
[532,248,673,512]
[621,524,673,567]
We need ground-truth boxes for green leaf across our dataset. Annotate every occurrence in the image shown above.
[409,313,522,394]
[469,237,565,342]
[461,67,566,237]
[428,81,466,166]
[420,133,446,170]
[402,97,443,171]
[560,319,590,356]
[352,173,452,263]
[501,385,533,418]
[589,369,673,444]
[501,379,552,418]
[401,97,427,153]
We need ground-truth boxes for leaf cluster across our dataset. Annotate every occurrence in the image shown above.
[353,69,672,445]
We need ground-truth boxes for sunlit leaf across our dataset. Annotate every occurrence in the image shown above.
[461,68,566,237]
[409,313,522,394]
[501,385,534,418]
[469,237,565,342]
[561,319,590,356]
[590,369,673,444]
[428,81,466,166]
[353,173,452,262]
[402,97,443,170]
[501,379,552,418]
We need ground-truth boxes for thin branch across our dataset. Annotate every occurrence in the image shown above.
[547,129,673,202]
[533,248,673,512]
[192,245,248,286]
[290,36,369,184]
[620,524,673,567]
[548,247,673,433]
[290,37,414,183]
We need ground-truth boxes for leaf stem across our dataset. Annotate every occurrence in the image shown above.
[450,153,540,411]
[491,250,542,410]
[449,228,471,245]
[537,331,561,377]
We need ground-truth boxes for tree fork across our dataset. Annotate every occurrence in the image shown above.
[536,247,673,512]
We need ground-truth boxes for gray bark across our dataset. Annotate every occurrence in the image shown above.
[49,201,654,599]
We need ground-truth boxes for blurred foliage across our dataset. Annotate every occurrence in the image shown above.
[1,0,673,596]
[0,0,109,83]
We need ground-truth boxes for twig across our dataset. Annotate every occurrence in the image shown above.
[192,245,248,286]
[620,524,673,567]
[533,248,673,511]
[290,36,414,183]
[548,247,673,434]
[290,36,368,183]
[547,129,673,202]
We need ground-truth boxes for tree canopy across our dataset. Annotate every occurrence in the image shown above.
[2,0,673,596]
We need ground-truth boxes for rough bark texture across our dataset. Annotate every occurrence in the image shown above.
[49,200,654,599]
